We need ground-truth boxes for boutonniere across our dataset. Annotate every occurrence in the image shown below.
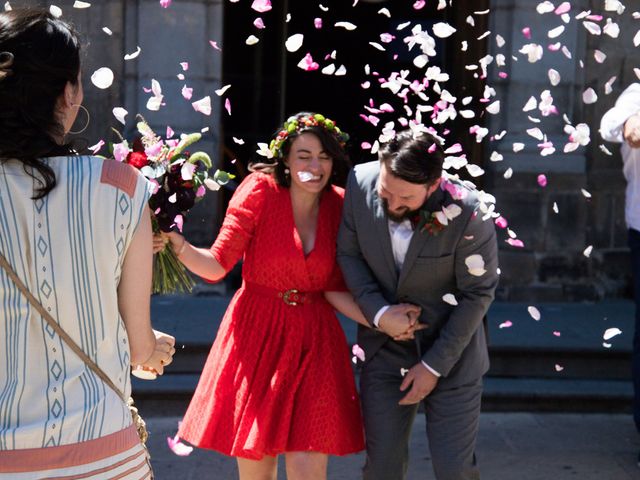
[412,203,462,235]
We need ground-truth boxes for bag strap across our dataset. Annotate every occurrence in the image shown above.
[0,251,127,403]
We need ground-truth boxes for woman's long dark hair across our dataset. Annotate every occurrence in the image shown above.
[0,8,81,199]
[250,112,350,189]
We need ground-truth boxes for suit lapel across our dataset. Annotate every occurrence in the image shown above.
[373,192,399,288]
[397,187,446,287]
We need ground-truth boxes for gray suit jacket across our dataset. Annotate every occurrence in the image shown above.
[337,162,499,388]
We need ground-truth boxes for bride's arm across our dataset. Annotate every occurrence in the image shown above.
[324,291,370,327]
[155,231,226,282]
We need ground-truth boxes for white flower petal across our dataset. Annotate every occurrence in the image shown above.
[603,327,622,341]
[124,46,141,61]
[91,67,114,89]
[548,25,565,38]
[285,33,304,52]
[442,293,458,306]
[583,245,593,257]
[192,96,212,116]
[49,5,62,17]
[335,21,357,31]
[432,22,457,38]
[465,254,486,276]
[527,306,541,321]
[245,35,260,45]
[73,1,91,8]
[582,88,598,104]
[112,107,127,125]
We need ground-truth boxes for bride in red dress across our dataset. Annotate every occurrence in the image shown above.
[158,112,367,479]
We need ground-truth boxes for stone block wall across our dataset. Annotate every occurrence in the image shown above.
[488,0,635,301]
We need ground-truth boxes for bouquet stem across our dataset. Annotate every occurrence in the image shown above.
[151,218,195,295]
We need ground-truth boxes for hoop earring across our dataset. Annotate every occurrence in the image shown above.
[68,104,90,135]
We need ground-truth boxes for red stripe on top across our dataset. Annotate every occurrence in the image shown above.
[100,161,138,198]
[0,424,140,473]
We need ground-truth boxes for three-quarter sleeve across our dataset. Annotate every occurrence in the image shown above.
[210,172,271,273]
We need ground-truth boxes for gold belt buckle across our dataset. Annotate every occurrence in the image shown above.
[282,288,300,306]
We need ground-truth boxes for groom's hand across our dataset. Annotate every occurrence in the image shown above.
[624,113,640,148]
[378,304,423,338]
[398,362,439,405]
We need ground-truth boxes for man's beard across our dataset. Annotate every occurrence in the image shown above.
[381,199,420,223]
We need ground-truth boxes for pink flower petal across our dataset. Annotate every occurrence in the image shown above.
[554,2,571,15]
[361,142,372,150]
[182,85,193,101]
[296,52,319,71]
[352,344,365,362]
[499,320,513,329]
[495,216,508,229]
[553,331,561,337]
[522,27,531,39]
[89,140,105,154]
[506,238,525,248]
[413,0,425,10]
[314,17,322,29]
[209,40,222,51]
[159,0,171,8]
[174,214,184,232]
[224,98,232,115]
[167,434,193,456]
[251,0,272,13]
[180,62,189,71]
[253,17,265,29]
[537,174,548,187]
[166,126,174,138]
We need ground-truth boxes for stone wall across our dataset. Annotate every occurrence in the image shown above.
[37,0,225,246]
[487,0,636,301]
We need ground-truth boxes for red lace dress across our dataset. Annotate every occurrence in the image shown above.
[178,172,364,459]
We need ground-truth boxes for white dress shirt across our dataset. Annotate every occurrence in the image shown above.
[372,219,441,377]
[600,83,640,232]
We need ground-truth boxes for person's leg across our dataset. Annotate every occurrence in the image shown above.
[360,343,420,480]
[284,452,328,480]
[424,378,483,480]
[237,455,278,480]
[629,229,640,434]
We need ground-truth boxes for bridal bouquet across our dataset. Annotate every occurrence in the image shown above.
[112,117,233,294]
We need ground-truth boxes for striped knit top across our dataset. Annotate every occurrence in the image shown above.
[0,155,149,450]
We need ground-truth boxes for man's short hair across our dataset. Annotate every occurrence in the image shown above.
[378,130,445,185]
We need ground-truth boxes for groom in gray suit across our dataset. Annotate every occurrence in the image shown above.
[337,130,498,480]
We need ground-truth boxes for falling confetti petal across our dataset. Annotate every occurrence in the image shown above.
[49,5,62,17]
[582,88,598,104]
[432,22,457,38]
[553,202,559,213]
[465,254,486,277]
[215,84,231,96]
[167,434,193,456]
[73,1,91,7]
[581,188,592,198]
[528,306,541,321]
[352,344,365,362]
[297,53,319,71]
[192,96,212,116]
[224,98,231,115]
[253,17,265,29]
[335,21,357,30]
[251,0,271,13]
[124,46,141,60]
[499,320,513,329]
[537,174,547,187]
[400,368,409,377]
[555,364,564,372]
[603,328,622,341]
[181,85,193,100]
[442,293,458,306]
[285,33,304,52]
[246,35,259,46]
[112,107,127,125]
[91,67,114,89]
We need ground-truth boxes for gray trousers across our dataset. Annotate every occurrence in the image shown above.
[360,341,483,480]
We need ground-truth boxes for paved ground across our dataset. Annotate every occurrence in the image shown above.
[145,413,640,479]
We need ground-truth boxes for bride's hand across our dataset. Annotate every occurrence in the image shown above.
[152,232,167,254]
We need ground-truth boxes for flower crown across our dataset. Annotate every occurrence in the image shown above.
[269,113,349,159]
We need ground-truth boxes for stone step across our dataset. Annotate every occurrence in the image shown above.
[132,373,633,416]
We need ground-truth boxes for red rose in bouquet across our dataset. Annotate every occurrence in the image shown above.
[111,117,234,293]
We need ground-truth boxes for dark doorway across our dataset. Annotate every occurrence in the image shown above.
[222,0,490,180]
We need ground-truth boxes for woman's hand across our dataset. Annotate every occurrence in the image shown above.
[153,231,186,256]
[141,329,176,376]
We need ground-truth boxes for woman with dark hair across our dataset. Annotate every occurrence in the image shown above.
[156,112,367,479]
[0,8,174,479]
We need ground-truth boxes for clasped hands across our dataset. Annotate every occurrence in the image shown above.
[624,113,640,148]
[377,303,426,341]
